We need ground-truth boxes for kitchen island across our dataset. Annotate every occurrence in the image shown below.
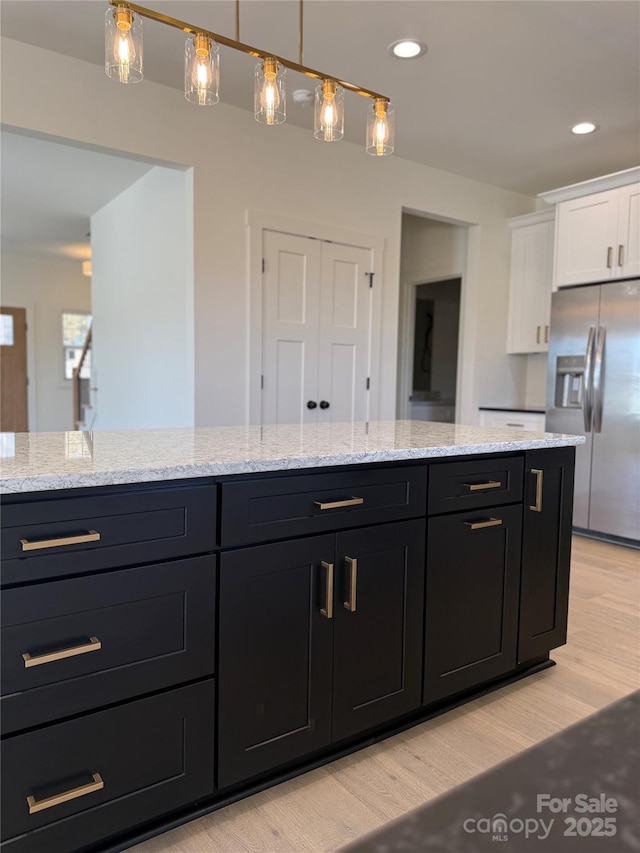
[0,421,583,853]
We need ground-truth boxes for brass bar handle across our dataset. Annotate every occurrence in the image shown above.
[464,518,503,530]
[606,246,613,269]
[530,468,544,512]
[314,497,364,511]
[506,423,525,428]
[618,244,624,267]
[461,481,501,491]
[320,561,334,619]
[20,530,100,552]
[536,325,541,344]
[344,556,357,612]
[544,325,549,344]
[27,773,104,814]
[23,637,102,668]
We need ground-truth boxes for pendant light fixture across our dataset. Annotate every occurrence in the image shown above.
[366,98,395,156]
[104,4,143,84]
[185,34,219,106]
[104,1,395,156]
[255,58,286,125]
[314,80,344,142]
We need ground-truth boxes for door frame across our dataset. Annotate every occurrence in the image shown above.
[246,210,384,425]
[397,274,464,421]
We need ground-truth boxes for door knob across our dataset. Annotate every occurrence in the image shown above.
[319,400,330,409]
[307,400,317,409]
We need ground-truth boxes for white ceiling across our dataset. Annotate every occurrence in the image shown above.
[0,0,638,262]
[0,130,153,259]
[1,0,638,197]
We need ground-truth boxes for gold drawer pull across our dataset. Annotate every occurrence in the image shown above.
[20,530,101,552]
[320,561,334,619]
[27,773,104,814]
[314,497,364,511]
[344,556,357,612]
[464,518,503,530]
[461,481,501,491]
[530,468,544,513]
[23,637,102,668]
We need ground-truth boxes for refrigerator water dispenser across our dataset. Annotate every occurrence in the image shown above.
[554,355,585,408]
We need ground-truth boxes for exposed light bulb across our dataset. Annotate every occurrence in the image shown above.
[255,58,286,125]
[261,60,280,125]
[105,5,143,84]
[366,98,395,156]
[185,34,219,106]
[314,80,344,142]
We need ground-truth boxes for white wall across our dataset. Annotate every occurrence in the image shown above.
[0,253,90,431]
[1,37,538,428]
[90,166,194,430]
[525,353,549,408]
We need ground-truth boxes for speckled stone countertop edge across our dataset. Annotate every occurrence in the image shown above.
[0,422,585,495]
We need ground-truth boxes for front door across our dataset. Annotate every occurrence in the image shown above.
[0,307,28,432]
[261,230,372,426]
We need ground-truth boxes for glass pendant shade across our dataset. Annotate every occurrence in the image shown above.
[366,99,395,156]
[254,58,286,125]
[314,80,344,142]
[105,5,143,84]
[185,34,219,105]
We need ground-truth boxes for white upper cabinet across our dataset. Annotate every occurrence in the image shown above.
[540,168,640,288]
[617,182,640,279]
[506,210,554,354]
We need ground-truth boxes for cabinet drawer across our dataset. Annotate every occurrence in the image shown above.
[1,484,217,585]
[220,466,427,546]
[1,556,216,734]
[0,680,215,853]
[428,457,523,515]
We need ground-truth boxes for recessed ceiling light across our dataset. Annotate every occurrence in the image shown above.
[389,40,427,59]
[571,122,597,135]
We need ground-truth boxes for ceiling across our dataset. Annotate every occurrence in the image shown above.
[0,130,153,259]
[1,0,639,199]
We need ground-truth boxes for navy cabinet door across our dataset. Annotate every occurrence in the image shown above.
[217,535,334,789]
[518,447,575,663]
[332,520,425,742]
[423,504,522,705]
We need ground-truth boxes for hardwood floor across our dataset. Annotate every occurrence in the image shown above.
[131,535,639,853]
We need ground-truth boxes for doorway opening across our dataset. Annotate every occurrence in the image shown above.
[397,212,468,422]
[411,278,461,423]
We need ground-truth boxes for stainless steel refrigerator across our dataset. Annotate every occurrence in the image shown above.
[546,279,640,544]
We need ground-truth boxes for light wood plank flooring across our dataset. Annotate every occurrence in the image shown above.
[131,535,639,853]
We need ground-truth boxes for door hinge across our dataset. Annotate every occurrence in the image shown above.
[261,375,264,390]
[262,258,265,273]
[366,272,374,288]
[366,377,370,390]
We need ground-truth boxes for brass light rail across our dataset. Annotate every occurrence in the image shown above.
[109,0,389,103]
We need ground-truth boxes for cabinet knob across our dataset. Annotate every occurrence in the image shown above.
[307,400,317,409]
[319,400,330,409]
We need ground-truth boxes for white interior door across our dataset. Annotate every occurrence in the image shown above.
[261,230,372,426]
[316,242,372,423]
[261,231,321,425]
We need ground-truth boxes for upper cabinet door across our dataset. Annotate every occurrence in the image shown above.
[617,183,640,279]
[555,190,619,287]
[507,217,554,354]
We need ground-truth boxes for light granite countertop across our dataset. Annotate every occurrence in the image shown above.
[0,421,584,494]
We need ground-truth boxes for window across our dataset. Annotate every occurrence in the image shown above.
[0,313,14,346]
[62,312,92,380]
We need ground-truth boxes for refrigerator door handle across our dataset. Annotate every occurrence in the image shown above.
[583,325,596,433]
[593,325,607,433]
